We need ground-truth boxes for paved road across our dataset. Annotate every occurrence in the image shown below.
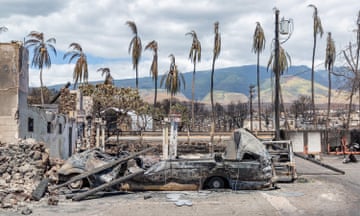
[2,155,360,216]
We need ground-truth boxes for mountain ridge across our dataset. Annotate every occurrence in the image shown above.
[48,65,347,104]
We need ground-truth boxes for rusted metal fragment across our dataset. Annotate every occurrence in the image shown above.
[52,147,154,191]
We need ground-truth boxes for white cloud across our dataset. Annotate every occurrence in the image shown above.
[0,0,359,87]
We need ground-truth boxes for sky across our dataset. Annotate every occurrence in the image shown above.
[0,0,359,87]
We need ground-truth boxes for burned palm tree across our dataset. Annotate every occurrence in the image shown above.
[308,4,324,126]
[267,46,291,133]
[252,22,266,130]
[211,21,221,130]
[325,32,336,128]
[126,21,142,90]
[63,42,88,89]
[145,40,159,108]
[268,46,291,74]
[25,31,56,105]
[186,30,201,129]
[160,54,185,109]
[97,67,113,85]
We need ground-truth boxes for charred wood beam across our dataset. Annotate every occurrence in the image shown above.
[51,147,155,191]
[72,170,144,201]
[294,152,345,175]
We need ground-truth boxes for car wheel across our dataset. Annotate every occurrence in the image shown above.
[207,177,225,189]
[68,179,83,190]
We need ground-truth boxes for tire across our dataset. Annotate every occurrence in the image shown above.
[207,177,225,189]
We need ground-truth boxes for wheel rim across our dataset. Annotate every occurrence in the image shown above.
[68,179,83,189]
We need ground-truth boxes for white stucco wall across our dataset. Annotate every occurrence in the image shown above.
[19,106,77,159]
[288,131,305,153]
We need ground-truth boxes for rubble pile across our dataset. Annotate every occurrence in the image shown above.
[0,139,50,208]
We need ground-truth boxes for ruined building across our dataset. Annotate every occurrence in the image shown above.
[0,42,77,159]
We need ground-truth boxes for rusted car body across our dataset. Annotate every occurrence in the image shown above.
[57,149,130,189]
[262,140,297,182]
[57,129,277,191]
[129,128,277,190]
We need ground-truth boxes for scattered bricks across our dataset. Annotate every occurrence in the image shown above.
[0,140,51,209]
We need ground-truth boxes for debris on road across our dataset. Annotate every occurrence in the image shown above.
[294,152,345,175]
[343,154,357,164]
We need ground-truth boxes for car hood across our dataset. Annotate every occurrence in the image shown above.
[223,128,271,161]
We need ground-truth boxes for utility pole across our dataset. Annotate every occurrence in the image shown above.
[274,9,280,140]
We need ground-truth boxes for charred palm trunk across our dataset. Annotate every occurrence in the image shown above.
[311,29,317,128]
[40,68,44,105]
[256,52,262,131]
[191,62,196,130]
[326,68,331,129]
[135,64,139,89]
[210,55,216,150]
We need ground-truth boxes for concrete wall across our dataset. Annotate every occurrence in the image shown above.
[0,42,76,159]
[0,42,28,143]
[19,106,77,159]
[287,130,324,154]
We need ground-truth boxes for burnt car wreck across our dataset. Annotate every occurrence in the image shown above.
[128,128,276,190]
[53,128,277,200]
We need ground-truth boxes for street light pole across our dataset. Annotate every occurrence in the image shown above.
[274,9,281,140]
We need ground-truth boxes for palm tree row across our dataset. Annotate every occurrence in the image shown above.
[126,20,221,128]
[21,5,347,133]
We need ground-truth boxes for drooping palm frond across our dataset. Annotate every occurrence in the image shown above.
[160,54,185,96]
[145,40,158,80]
[325,32,336,71]
[213,21,221,60]
[126,21,138,34]
[308,4,324,38]
[97,67,113,85]
[252,22,266,54]
[128,37,142,68]
[126,21,142,89]
[63,42,88,88]
[145,40,159,107]
[267,46,291,75]
[186,30,201,63]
